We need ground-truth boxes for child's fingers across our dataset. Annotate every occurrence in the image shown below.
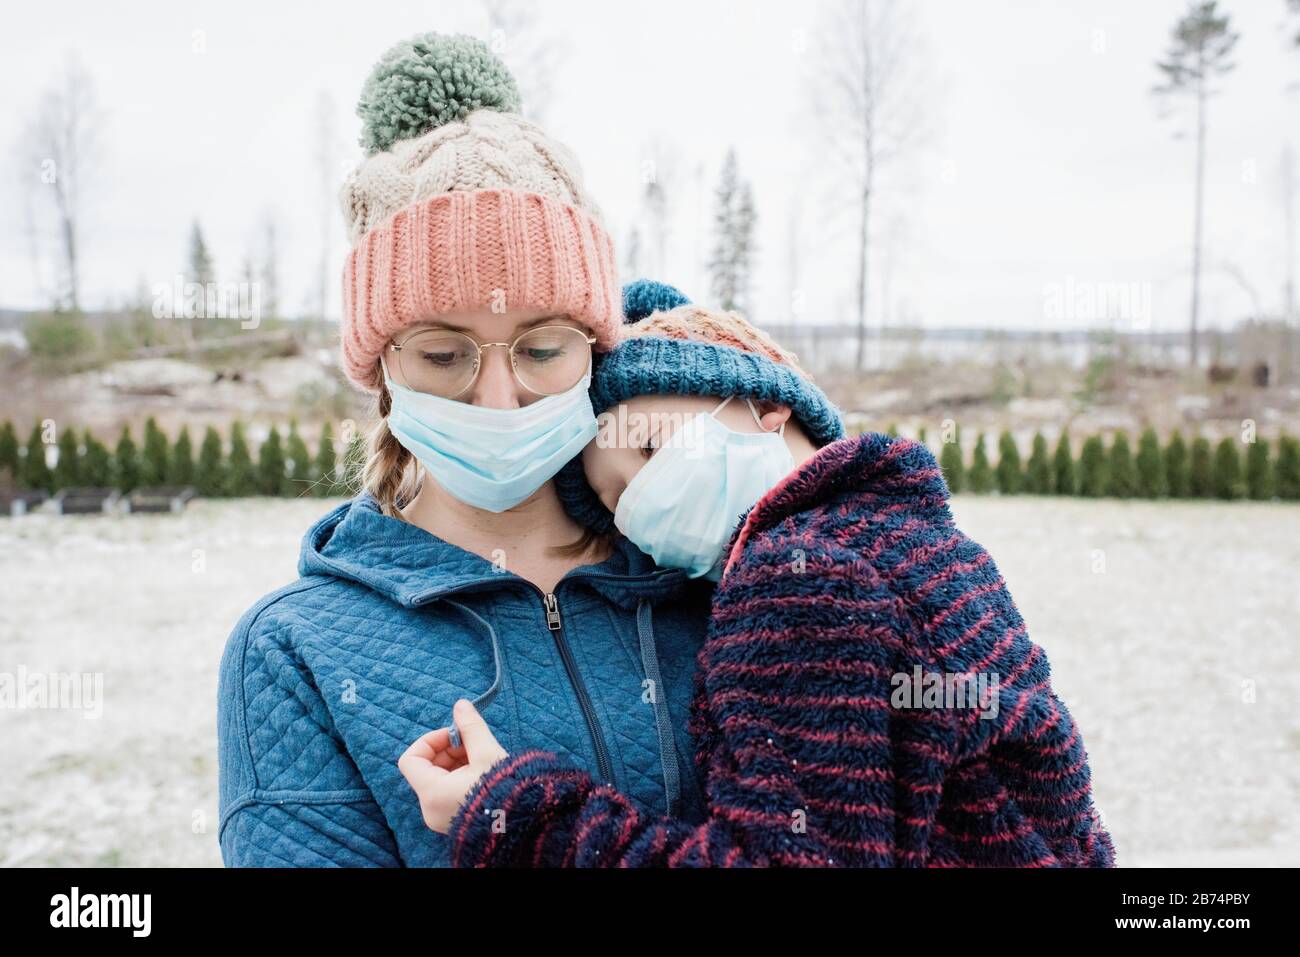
[401,727,468,772]
[396,744,447,793]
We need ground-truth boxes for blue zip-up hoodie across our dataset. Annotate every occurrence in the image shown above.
[217,492,712,866]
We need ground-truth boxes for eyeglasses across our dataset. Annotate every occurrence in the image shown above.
[388,324,597,399]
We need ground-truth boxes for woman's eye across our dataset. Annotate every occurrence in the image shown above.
[419,351,461,367]
[523,347,564,363]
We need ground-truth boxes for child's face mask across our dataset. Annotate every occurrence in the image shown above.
[613,396,794,579]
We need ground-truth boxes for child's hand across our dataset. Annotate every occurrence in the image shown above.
[397,699,508,834]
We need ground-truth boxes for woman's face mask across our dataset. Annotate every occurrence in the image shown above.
[611,396,794,578]
[381,354,598,513]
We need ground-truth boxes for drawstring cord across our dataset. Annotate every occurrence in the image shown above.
[636,599,682,816]
[442,600,504,750]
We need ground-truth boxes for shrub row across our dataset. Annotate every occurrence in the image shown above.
[889,425,1300,501]
[5,418,1298,502]
[0,419,366,498]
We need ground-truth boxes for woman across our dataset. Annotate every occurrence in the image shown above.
[399,301,1117,868]
[216,33,712,867]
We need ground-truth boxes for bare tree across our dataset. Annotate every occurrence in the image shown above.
[638,140,681,282]
[1153,1,1239,368]
[26,57,103,311]
[312,91,339,327]
[482,0,566,125]
[1283,144,1297,325]
[259,212,281,323]
[817,0,927,371]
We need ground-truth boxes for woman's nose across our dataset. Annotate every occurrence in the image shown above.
[467,345,526,409]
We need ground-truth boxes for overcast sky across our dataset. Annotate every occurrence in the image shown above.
[2,0,1298,333]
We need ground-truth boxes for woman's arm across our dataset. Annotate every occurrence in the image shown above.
[219,588,403,867]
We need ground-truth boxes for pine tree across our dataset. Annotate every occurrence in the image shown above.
[1165,430,1190,498]
[82,431,111,487]
[141,417,170,488]
[172,426,195,487]
[314,421,338,496]
[1212,437,1245,499]
[1189,435,1214,497]
[1078,435,1108,497]
[1274,434,1300,500]
[258,426,287,496]
[1107,432,1138,498]
[0,421,18,478]
[1136,427,1166,498]
[226,422,256,496]
[968,434,994,493]
[22,424,52,492]
[196,426,225,496]
[113,426,141,493]
[708,149,757,314]
[53,426,81,491]
[1245,438,1272,500]
[996,431,1021,495]
[1052,431,1076,496]
[1024,432,1052,494]
[939,437,964,493]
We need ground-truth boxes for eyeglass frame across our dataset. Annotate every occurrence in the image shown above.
[387,322,598,400]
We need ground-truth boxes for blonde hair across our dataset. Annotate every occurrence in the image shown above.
[359,382,420,518]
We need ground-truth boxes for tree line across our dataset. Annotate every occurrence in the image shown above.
[0,419,363,499]
[907,425,1300,501]
[4,416,1298,503]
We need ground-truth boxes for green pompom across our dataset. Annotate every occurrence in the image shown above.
[356,32,522,154]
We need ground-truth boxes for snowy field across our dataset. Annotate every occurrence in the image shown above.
[1,496,1297,867]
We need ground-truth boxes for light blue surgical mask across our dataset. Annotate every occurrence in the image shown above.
[382,357,598,513]
[613,396,794,579]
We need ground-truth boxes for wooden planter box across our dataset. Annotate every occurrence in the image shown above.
[0,491,48,517]
[126,486,196,514]
[52,487,122,515]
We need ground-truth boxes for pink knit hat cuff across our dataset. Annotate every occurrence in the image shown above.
[340,188,621,392]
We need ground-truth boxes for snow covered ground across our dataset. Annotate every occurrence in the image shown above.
[1,496,1297,867]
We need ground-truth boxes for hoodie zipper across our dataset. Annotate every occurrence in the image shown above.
[411,569,682,786]
[541,590,615,783]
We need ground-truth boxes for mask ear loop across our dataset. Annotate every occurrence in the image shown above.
[743,397,785,436]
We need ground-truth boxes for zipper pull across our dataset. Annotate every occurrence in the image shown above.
[543,592,562,631]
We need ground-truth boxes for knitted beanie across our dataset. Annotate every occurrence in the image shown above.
[556,294,845,533]
[338,32,621,392]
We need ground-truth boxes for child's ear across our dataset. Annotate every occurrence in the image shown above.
[754,401,793,434]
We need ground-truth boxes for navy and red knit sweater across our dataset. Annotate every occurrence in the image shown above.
[448,433,1117,867]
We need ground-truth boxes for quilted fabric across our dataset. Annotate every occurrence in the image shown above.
[217,492,712,866]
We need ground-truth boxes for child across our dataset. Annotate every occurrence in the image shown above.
[398,296,1117,867]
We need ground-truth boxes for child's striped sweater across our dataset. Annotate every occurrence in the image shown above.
[449,433,1117,867]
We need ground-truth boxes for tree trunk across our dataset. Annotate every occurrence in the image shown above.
[855,181,872,371]
[1189,56,1207,369]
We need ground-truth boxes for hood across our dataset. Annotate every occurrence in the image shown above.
[723,433,952,579]
[299,492,697,610]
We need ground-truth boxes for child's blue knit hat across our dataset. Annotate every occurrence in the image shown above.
[557,280,845,533]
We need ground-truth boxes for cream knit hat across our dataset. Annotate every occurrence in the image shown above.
[338,33,621,392]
